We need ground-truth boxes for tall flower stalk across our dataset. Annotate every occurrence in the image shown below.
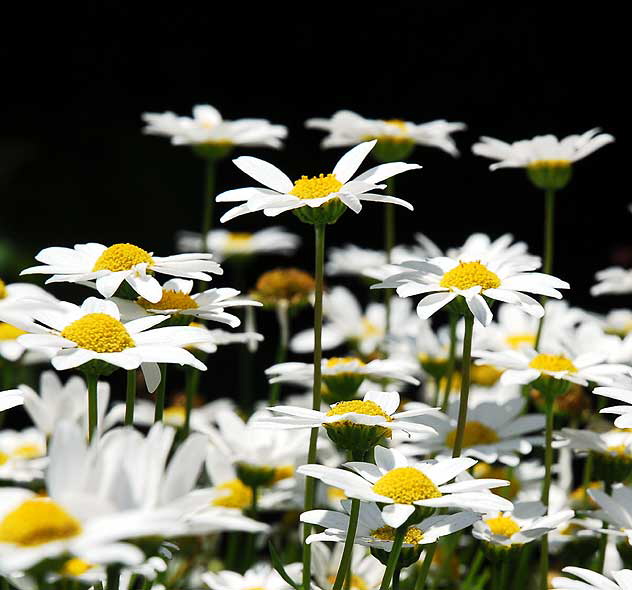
[450,312,474,458]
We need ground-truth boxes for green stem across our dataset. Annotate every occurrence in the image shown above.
[414,544,436,590]
[154,364,167,422]
[105,565,121,590]
[539,395,555,590]
[331,499,361,590]
[183,366,198,437]
[461,546,484,589]
[451,313,474,457]
[440,312,458,413]
[378,525,406,590]
[201,159,216,254]
[391,568,401,590]
[125,369,136,426]
[302,223,326,590]
[268,302,289,406]
[86,372,98,443]
[534,189,556,350]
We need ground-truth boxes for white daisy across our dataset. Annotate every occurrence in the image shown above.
[602,310,632,337]
[177,227,300,261]
[595,379,632,428]
[592,267,632,297]
[0,279,59,312]
[373,253,568,327]
[0,428,47,483]
[558,428,632,466]
[215,140,420,223]
[311,542,385,590]
[472,128,614,170]
[326,244,422,279]
[0,390,23,413]
[21,242,222,303]
[142,104,287,148]
[186,324,264,355]
[552,567,632,590]
[297,446,513,528]
[303,499,479,551]
[201,562,301,590]
[472,501,574,547]
[11,297,209,391]
[588,484,632,545]
[305,110,465,156]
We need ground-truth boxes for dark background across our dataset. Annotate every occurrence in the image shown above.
[0,5,628,403]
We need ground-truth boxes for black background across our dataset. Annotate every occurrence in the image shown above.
[0,5,628,402]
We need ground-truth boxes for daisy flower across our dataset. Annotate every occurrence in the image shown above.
[305,110,465,156]
[201,562,301,590]
[0,390,23,413]
[186,324,264,355]
[592,267,632,296]
[215,140,420,223]
[297,446,512,528]
[142,104,287,149]
[595,379,632,428]
[303,499,479,551]
[21,242,222,303]
[12,297,209,390]
[177,227,300,261]
[472,501,574,548]
[113,278,261,328]
[552,567,632,590]
[311,542,385,590]
[0,427,47,483]
[0,278,58,312]
[472,128,614,171]
[587,484,632,545]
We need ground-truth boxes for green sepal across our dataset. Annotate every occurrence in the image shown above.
[323,422,390,454]
[236,461,276,488]
[192,143,234,161]
[372,139,415,163]
[527,165,572,191]
[293,200,347,225]
[268,542,302,590]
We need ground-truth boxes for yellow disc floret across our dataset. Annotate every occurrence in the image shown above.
[61,313,135,353]
[327,574,368,590]
[373,467,442,504]
[528,160,571,170]
[212,478,253,510]
[326,357,365,370]
[253,268,315,305]
[326,400,392,421]
[485,515,520,538]
[0,322,27,341]
[372,525,424,544]
[506,332,537,349]
[11,444,45,459]
[440,261,501,292]
[445,421,499,448]
[607,444,631,458]
[138,289,198,311]
[289,174,343,199]
[0,452,8,466]
[0,279,6,300]
[529,354,577,373]
[163,405,186,426]
[225,232,253,252]
[272,465,294,483]
[0,498,82,546]
[60,558,93,577]
[92,243,154,272]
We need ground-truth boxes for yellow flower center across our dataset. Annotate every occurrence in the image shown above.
[0,322,27,341]
[607,444,631,458]
[0,452,8,466]
[61,313,135,353]
[327,575,367,590]
[289,174,342,199]
[440,261,501,292]
[474,464,519,499]
[373,467,442,504]
[529,353,577,373]
[163,405,186,426]
[60,558,94,577]
[470,364,503,386]
[212,478,253,510]
[506,332,537,349]
[253,268,315,305]
[384,119,408,132]
[326,400,392,421]
[138,289,198,311]
[485,515,520,537]
[0,279,6,299]
[0,498,82,546]
[92,243,154,272]
[528,160,571,170]
[327,487,347,503]
[326,357,365,370]
[445,421,499,448]
[272,465,295,483]
[225,232,253,250]
[11,444,45,459]
[361,318,382,339]
[371,525,424,545]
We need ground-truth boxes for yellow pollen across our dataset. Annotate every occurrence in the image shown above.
[60,558,93,577]
[327,487,347,502]
[528,160,571,170]
[253,268,315,305]
[272,465,294,483]
[11,444,44,459]
[440,261,501,292]
[0,279,6,299]
[384,119,409,132]
[213,478,253,510]
[0,498,82,546]
[446,421,499,448]
[371,525,424,545]
[485,515,520,537]
[326,400,392,421]
[225,232,253,250]
[327,575,367,590]
[164,406,186,426]
[92,243,154,272]
[529,353,577,373]
[470,364,503,386]
[325,357,365,369]
[61,313,135,353]
[0,452,8,466]
[506,332,537,349]
[289,174,342,199]
[373,467,441,504]
[138,289,198,311]
[0,322,27,340]
[607,444,630,458]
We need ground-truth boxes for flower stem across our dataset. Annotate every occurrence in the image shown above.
[414,543,437,590]
[268,302,290,406]
[125,369,136,426]
[105,565,120,590]
[378,525,406,590]
[440,312,458,412]
[302,223,326,590]
[184,366,199,437]
[86,372,98,443]
[154,364,167,422]
[539,394,555,590]
[534,189,556,350]
[201,159,216,254]
[451,312,474,458]
[331,498,361,590]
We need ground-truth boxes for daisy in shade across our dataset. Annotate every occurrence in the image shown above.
[302,499,480,551]
[215,140,420,223]
[472,128,614,170]
[372,252,569,327]
[21,242,222,303]
[396,398,544,467]
[595,378,632,428]
[142,104,287,149]
[311,542,385,590]
[11,297,209,391]
[297,446,513,528]
[177,227,300,261]
[113,279,261,328]
[587,484,632,545]
[201,562,301,590]
[592,267,632,296]
[552,567,632,590]
[472,501,574,548]
[305,110,466,156]
[0,427,47,483]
